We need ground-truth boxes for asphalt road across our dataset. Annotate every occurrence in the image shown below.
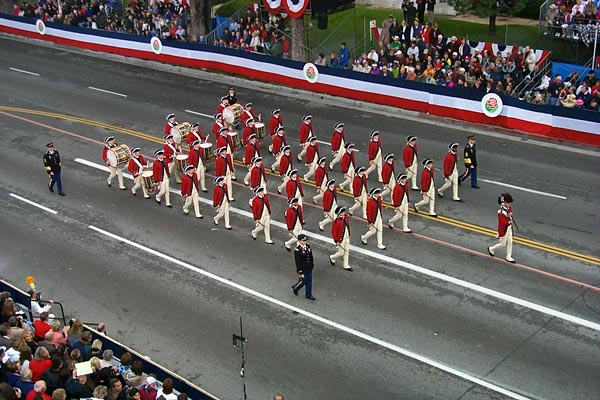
[0,37,599,400]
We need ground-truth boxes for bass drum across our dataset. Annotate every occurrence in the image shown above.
[171,123,191,144]
[106,144,131,168]
[223,104,244,125]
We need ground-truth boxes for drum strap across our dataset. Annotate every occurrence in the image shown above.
[167,143,178,154]
[132,156,144,172]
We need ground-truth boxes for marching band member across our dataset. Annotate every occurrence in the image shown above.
[360,188,387,250]
[268,109,283,154]
[329,123,346,171]
[365,130,384,182]
[225,87,237,105]
[276,145,293,195]
[152,149,172,208]
[348,166,368,218]
[187,140,208,192]
[286,169,304,207]
[186,122,207,146]
[297,115,313,162]
[164,113,178,137]
[43,142,65,196]
[329,206,353,271]
[240,103,259,126]
[380,153,396,202]
[243,134,260,186]
[102,136,127,190]
[403,136,420,190]
[216,96,229,114]
[212,176,232,229]
[212,113,225,136]
[437,143,462,202]
[180,165,203,219]
[242,118,255,146]
[215,146,235,202]
[388,174,412,233]
[250,156,268,192]
[488,193,516,263]
[414,159,437,217]
[270,126,287,171]
[312,157,329,205]
[339,142,356,192]
[303,136,320,181]
[128,147,150,198]
[318,179,337,232]
[284,197,305,251]
[251,186,274,244]
[163,134,182,184]
[216,126,234,156]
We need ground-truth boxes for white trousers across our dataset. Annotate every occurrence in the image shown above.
[252,210,272,242]
[182,187,201,217]
[318,202,337,231]
[349,192,367,219]
[490,226,514,260]
[339,168,354,191]
[285,221,303,249]
[108,166,125,189]
[330,232,350,269]
[131,175,149,197]
[406,156,418,189]
[438,168,460,200]
[156,177,171,206]
[362,215,384,247]
[365,152,382,182]
[414,185,435,215]
[388,199,409,231]
[214,200,231,228]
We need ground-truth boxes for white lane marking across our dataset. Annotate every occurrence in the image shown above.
[9,67,40,76]
[74,158,600,332]
[481,179,567,200]
[88,224,532,400]
[88,86,128,98]
[185,109,213,119]
[9,193,57,214]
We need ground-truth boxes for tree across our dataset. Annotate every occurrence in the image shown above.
[445,0,527,36]
[188,0,210,43]
[290,18,306,62]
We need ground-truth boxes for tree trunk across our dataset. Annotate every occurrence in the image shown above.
[290,17,306,62]
[488,14,496,36]
[188,0,209,43]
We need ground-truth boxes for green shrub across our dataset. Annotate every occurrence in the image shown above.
[215,0,250,17]
[514,0,545,20]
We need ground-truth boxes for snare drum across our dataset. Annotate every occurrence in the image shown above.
[228,131,242,151]
[200,143,215,163]
[175,154,188,175]
[141,170,156,194]
[254,122,266,142]
[171,122,191,144]
[223,104,244,125]
[106,144,131,168]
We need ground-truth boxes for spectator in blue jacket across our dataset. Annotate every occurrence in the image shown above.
[340,42,350,68]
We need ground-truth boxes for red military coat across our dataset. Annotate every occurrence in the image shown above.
[323,187,337,212]
[331,130,345,151]
[381,160,395,184]
[152,158,169,182]
[213,121,225,136]
[341,151,355,173]
[213,183,228,207]
[366,196,383,224]
[392,181,410,207]
[215,154,234,176]
[187,147,203,168]
[286,178,304,199]
[352,174,367,198]
[242,125,254,146]
[332,214,350,243]
[250,165,267,189]
[279,153,293,177]
[285,205,305,230]
[269,115,283,136]
[299,122,312,144]
[187,128,205,146]
[244,142,260,166]
[443,151,458,178]
[497,205,513,237]
[403,143,418,168]
[368,139,382,161]
[305,142,320,164]
[314,165,328,188]
[101,144,115,164]
[163,142,179,164]
[127,155,147,178]
[252,195,271,220]
[164,121,176,136]
[420,167,434,192]
[180,172,199,196]
[272,134,286,155]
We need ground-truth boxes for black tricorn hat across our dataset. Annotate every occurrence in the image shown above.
[498,192,513,204]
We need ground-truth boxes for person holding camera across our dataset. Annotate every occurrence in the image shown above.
[27,290,53,319]
[292,234,316,301]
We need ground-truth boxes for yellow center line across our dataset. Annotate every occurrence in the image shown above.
[3,106,598,266]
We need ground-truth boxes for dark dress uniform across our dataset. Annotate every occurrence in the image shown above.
[460,136,478,188]
[292,236,315,300]
[43,144,65,195]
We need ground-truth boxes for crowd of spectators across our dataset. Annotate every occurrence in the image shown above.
[0,290,183,400]
[545,0,599,41]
